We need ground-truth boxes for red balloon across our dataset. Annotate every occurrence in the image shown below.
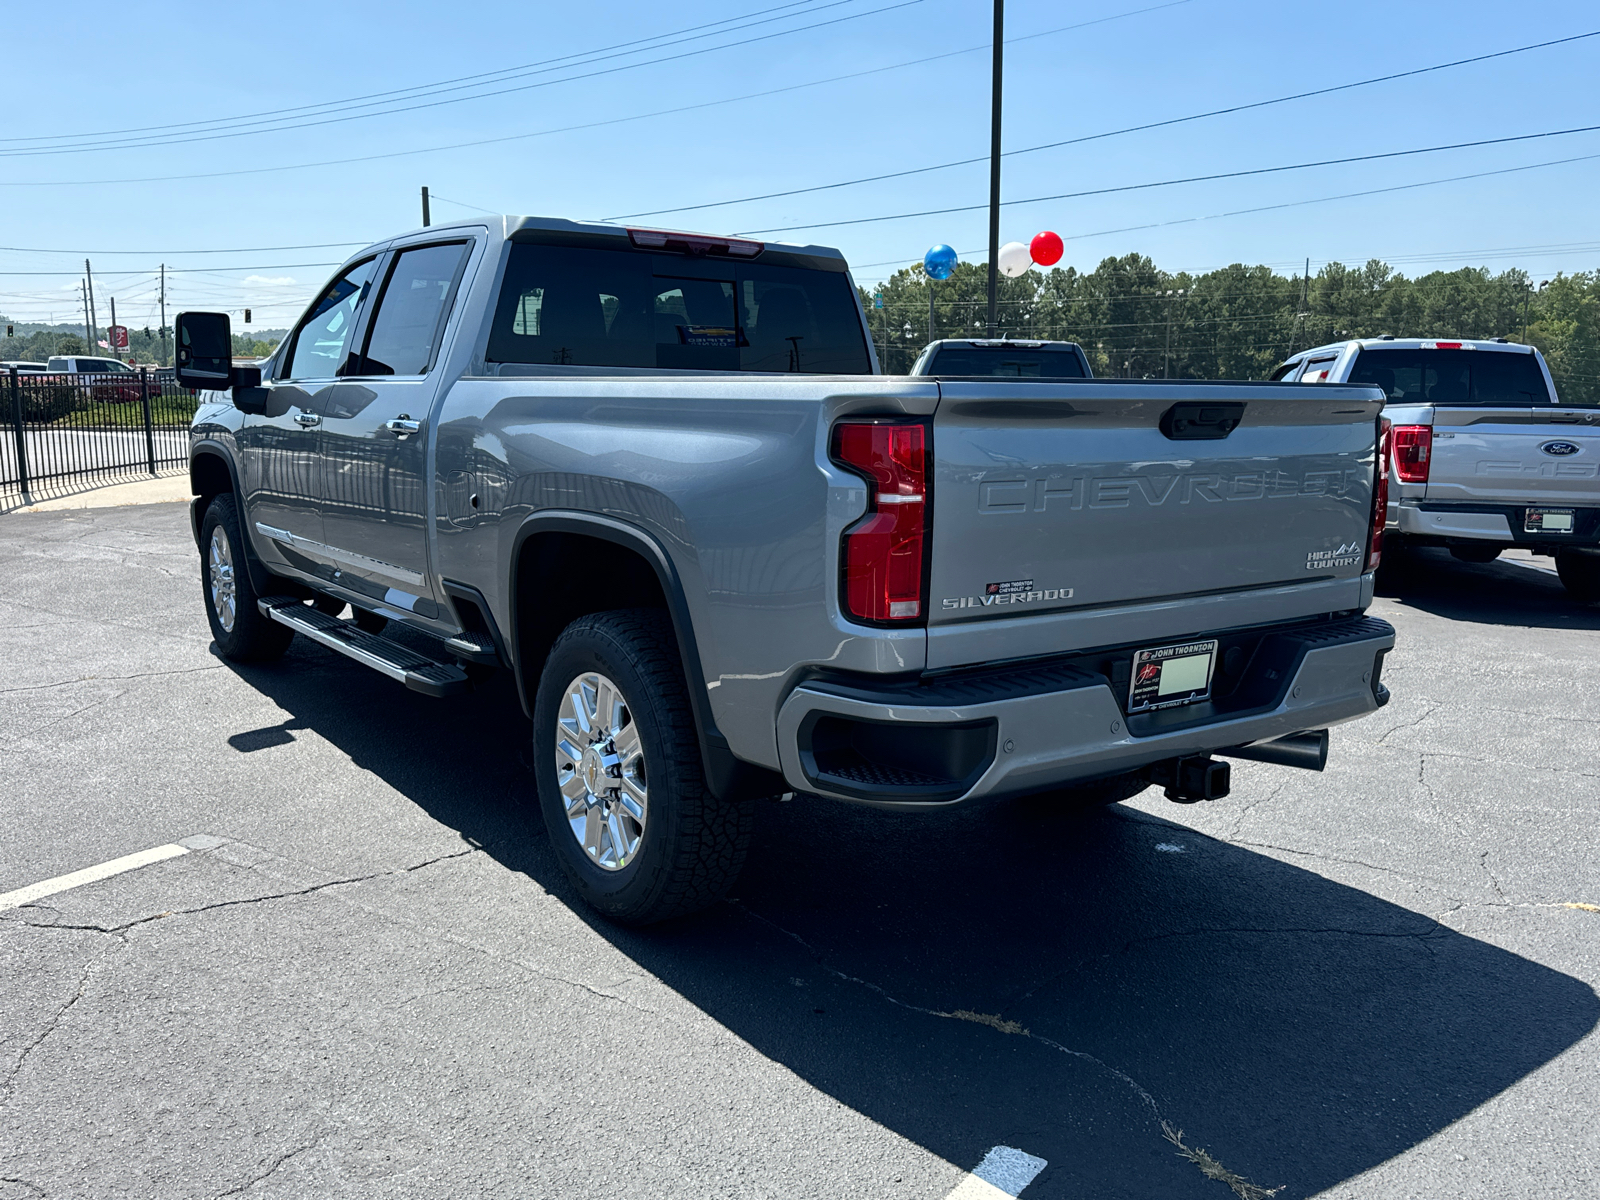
[1030,231,1064,267]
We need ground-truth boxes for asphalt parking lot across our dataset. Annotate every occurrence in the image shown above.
[1,502,1596,1199]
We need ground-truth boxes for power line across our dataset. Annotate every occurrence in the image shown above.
[853,150,1600,274]
[609,27,1600,221]
[0,241,367,256]
[0,0,1185,189]
[0,0,839,147]
[0,0,925,159]
[739,123,1600,235]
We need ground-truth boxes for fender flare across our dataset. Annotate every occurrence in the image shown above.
[509,509,783,802]
[190,441,279,598]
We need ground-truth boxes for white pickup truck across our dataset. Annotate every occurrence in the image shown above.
[1272,337,1600,599]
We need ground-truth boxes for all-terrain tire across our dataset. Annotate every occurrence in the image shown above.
[1556,551,1600,602]
[200,493,294,662]
[532,609,753,924]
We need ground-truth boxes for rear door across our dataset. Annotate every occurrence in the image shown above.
[319,239,473,617]
[928,382,1383,621]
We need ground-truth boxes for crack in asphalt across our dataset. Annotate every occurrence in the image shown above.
[0,933,121,1111]
[732,901,1289,1199]
[12,846,487,937]
[0,664,222,697]
[1376,700,1441,745]
[0,1178,47,1200]
[212,1136,323,1198]
[1228,779,1287,840]
[1479,850,1508,901]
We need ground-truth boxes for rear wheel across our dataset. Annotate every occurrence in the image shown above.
[1556,551,1600,602]
[200,494,293,662]
[532,609,752,924]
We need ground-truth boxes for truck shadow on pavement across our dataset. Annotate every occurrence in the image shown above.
[227,651,1600,1200]
[1378,547,1600,630]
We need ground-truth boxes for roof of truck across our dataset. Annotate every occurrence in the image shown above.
[1291,337,1537,360]
[340,215,851,272]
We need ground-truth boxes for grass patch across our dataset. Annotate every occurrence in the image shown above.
[51,397,198,429]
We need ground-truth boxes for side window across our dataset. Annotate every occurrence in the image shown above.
[284,258,377,380]
[354,242,471,376]
[1268,360,1302,382]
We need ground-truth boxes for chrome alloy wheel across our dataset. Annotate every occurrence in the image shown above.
[554,671,647,871]
[208,525,238,633]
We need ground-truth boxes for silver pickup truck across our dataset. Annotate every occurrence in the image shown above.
[178,216,1396,923]
[1272,337,1600,599]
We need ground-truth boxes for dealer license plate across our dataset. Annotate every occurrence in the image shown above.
[1526,508,1574,534]
[1127,639,1218,714]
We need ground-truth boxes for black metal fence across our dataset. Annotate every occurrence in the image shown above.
[3,367,196,506]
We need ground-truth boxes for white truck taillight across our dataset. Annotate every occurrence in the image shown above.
[1369,417,1392,571]
[833,421,929,622]
[1391,424,1432,483]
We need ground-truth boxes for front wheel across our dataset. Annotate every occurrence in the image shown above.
[1556,551,1600,602]
[532,610,752,924]
[200,494,293,662]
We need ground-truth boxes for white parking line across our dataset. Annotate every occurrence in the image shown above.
[942,1146,1049,1199]
[0,843,191,911]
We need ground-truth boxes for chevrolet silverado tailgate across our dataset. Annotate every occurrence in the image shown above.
[928,381,1384,625]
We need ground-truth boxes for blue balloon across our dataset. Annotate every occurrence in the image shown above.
[923,244,957,281]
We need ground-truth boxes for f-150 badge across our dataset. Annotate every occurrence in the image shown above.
[942,580,1073,610]
[1306,543,1362,570]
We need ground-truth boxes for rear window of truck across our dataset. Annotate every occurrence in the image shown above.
[926,347,1086,377]
[486,243,871,374]
[1348,349,1552,405]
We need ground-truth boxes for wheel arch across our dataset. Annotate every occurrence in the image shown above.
[509,511,783,802]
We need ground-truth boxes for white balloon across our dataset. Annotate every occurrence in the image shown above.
[997,241,1033,278]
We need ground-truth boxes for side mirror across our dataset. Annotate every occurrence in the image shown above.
[174,311,234,390]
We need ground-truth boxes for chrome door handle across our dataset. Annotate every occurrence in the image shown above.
[294,412,321,427]
[384,417,422,435]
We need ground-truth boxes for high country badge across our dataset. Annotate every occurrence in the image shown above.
[1306,542,1363,570]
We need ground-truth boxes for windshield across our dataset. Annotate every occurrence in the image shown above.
[1348,348,1552,406]
[926,347,1086,378]
[488,243,871,374]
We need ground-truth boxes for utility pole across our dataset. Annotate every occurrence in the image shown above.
[421,186,431,228]
[85,259,100,354]
[80,281,91,350]
[110,296,119,361]
[159,265,169,367]
[928,281,935,346]
[985,0,1003,336]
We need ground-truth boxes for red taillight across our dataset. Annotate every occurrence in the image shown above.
[1369,417,1391,571]
[1391,424,1431,484]
[834,421,928,622]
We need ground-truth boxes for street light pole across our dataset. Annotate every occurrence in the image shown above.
[985,0,1003,337]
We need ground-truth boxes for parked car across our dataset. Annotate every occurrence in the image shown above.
[179,215,1396,923]
[1,360,50,374]
[911,338,1092,377]
[1272,337,1600,599]
[42,355,150,403]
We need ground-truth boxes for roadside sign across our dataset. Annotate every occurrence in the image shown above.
[109,324,129,349]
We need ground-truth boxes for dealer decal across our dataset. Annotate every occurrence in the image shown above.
[942,580,1073,610]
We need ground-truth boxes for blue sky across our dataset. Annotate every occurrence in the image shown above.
[2,0,1596,331]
